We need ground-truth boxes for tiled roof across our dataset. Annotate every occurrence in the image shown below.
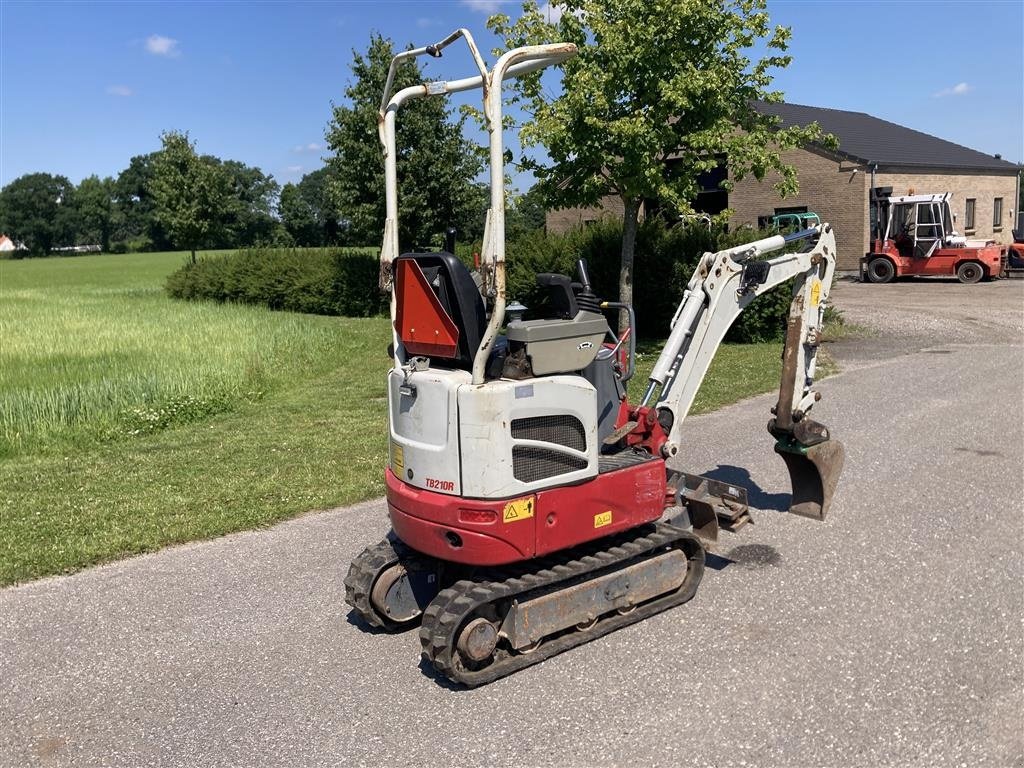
[755,101,1019,172]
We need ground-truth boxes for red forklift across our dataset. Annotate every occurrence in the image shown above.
[862,190,1004,284]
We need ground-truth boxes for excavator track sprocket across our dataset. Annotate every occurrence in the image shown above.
[344,536,440,631]
[419,522,704,687]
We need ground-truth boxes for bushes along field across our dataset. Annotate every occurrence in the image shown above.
[166,222,791,343]
[165,247,386,317]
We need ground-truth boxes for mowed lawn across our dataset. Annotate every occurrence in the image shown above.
[1,251,393,585]
[0,251,785,585]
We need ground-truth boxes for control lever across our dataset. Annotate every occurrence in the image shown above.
[574,258,601,314]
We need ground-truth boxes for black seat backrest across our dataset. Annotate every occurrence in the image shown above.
[536,273,579,319]
[394,252,486,371]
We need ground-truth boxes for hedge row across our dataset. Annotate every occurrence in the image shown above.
[165,248,386,317]
[503,219,791,343]
[165,222,791,343]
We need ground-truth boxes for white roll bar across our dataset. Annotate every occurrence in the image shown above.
[375,28,576,384]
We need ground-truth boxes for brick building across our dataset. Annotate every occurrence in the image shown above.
[546,103,1021,273]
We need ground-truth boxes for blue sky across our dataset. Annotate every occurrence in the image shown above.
[1,0,1021,191]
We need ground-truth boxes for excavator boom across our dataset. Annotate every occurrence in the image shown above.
[642,224,844,519]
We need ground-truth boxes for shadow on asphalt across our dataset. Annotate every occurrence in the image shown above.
[345,609,399,636]
[704,553,733,571]
[417,657,463,690]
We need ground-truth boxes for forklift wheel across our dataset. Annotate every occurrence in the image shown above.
[866,258,895,284]
[956,261,984,284]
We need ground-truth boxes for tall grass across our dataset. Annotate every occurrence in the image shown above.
[0,252,364,457]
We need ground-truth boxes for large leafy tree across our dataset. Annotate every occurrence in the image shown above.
[489,0,832,322]
[74,175,117,251]
[216,159,279,247]
[505,184,548,241]
[149,131,232,263]
[325,34,483,249]
[280,168,341,247]
[0,172,76,254]
[279,182,319,247]
[115,152,171,249]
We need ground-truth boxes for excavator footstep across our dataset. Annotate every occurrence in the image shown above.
[775,438,845,521]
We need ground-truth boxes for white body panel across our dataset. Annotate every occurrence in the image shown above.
[388,368,469,494]
[458,375,599,499]
[389,367,600,500]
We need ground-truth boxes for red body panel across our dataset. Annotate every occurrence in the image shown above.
[386,458,667,566]
[869,239,1003,279]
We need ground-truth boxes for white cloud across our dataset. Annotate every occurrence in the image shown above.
[933,82,971,98]
[292,143,321,153]
[106,85,134,97]
[462,0,506,12]
[538,2,565,22]
[286,165,304,174]
[416,17,439,28]
[145,34,180,57]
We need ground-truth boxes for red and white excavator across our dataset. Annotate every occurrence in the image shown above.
[345,30,845,686]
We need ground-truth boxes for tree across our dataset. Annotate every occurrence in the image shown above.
[506,184,548,241]
[297,168,342,245]
[324,34,483,248]
[114,153,171,250]
[489,0,833,325]
[279,169,341,247]
[279,182,320,246]
[149,131,232,263]
[216,159,279,247]
[74,175,116,250]
[0,173,76,254]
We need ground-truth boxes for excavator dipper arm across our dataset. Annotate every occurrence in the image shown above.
[641,224,845,520]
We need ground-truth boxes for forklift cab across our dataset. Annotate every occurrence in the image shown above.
[884,193,958,259]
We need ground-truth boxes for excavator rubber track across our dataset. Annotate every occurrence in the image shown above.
[419,522,705,687]
[344,535,426,631]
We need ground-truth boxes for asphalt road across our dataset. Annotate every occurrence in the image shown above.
[3,280,1022,768]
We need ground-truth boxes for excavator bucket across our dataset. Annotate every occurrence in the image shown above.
[774,437,845,521]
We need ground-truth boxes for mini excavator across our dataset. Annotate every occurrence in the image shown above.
[345,30,845,687]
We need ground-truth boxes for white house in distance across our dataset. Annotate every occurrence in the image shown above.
[0,234,24,253]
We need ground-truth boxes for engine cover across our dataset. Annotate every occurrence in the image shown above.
[458,375,598,498]
[387,366,600,500]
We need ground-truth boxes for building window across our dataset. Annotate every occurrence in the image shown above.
[993,197,1003,231]
[965,198,976,231]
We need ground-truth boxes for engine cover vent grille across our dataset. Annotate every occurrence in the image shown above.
[510,415,586,452]
[512,446,588,483]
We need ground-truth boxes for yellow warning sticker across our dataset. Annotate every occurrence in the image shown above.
[810,279,822,307]
[502,496,535,523]
[594,511,613,528]
[391,442,404,475]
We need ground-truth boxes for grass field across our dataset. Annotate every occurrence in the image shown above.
[0,251,789,585]
[0,252,368,457]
